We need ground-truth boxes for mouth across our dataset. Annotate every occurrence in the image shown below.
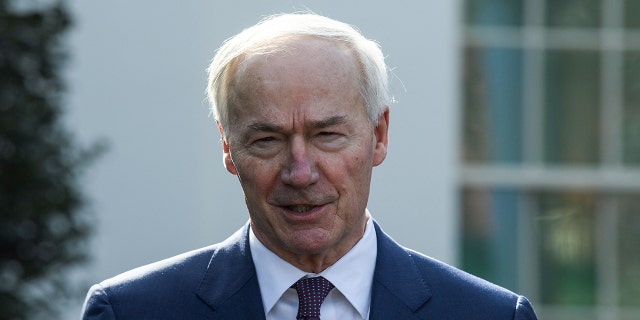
[284,204,317,213]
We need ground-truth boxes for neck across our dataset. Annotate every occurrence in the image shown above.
[253,218,368,273]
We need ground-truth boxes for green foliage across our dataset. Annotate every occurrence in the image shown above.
[0,0,103,318]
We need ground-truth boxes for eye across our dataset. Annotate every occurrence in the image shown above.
[245,135,282,157]
[315,131,341,142]
[250,136,280,149]
[314,131,347,150]
[255,136,277,143]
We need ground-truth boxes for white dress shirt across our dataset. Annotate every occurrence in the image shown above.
[249,211,378,320]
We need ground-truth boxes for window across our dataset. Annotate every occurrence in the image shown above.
[460,1,640,319]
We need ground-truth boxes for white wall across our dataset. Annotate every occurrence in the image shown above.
[67,0,460,314]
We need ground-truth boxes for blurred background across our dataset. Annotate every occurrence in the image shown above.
[1,0,638,319]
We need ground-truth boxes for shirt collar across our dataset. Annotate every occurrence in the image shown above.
[250,210,377,319]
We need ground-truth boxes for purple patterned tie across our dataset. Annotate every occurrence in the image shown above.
[292,276,335,320]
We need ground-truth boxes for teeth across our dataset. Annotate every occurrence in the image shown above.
[288,205,313,213]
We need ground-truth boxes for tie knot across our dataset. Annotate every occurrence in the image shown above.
[292,276,335,320]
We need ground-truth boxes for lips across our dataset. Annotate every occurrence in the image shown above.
[271,192,337,217]
[278,203,329,220]
[272,194,335,214]
[286,205,315,213]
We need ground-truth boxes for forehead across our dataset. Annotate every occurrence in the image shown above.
[226,36,365,125]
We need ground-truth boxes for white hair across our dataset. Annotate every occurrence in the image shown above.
[206,13,390,136]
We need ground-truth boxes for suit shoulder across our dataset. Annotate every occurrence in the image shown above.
[81,244,222,319]
[100,226,248,290]
[100,244,217,291]
[82,226,256,318]
[406,248,521,303]
[403,249,540,318]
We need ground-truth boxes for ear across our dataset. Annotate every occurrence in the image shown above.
[217,121,238,175]
[372,108,389,167]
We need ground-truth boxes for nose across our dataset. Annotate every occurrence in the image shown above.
[280,137,319,187]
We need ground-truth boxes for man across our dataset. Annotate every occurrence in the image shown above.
[82,13,538,319]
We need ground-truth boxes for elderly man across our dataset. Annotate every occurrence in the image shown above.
[82,13,538,320]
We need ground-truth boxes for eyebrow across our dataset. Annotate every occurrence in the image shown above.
[247,115,347,133]
[247,122,282,133]
[309,115,347,129]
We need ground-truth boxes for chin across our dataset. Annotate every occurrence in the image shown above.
[286,232,333,254]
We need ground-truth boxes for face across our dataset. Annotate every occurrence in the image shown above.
[220,37,389,268]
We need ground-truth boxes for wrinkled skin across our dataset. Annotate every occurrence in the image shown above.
[219,36,389,272]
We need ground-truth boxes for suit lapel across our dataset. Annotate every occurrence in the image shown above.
[193,221,432,319]
[370,222,432,319]
[195,224,266,319]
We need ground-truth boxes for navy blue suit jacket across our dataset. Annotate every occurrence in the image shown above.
[82,222,538,319]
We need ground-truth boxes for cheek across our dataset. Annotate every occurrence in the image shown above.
[234,157,279,196]
[326,148,374,193]
[346,144,375,172]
